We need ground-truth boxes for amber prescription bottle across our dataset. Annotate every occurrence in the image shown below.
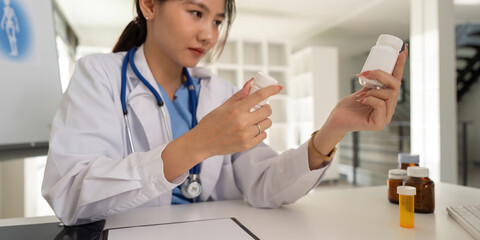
[397,186,416,228]
[388,169,407,204]
[405,167,435,213]
[398,153,419,170]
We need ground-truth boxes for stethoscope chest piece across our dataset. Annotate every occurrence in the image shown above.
[181,174,202,199]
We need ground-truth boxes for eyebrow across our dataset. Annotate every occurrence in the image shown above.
[184,0,226,18]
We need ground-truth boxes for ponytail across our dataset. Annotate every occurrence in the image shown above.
[112,1,146,52]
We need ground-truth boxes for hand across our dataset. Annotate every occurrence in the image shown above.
[326,44,408,133]
[192,79,282,157]
[308,44,408,170]
[161,79,282,181]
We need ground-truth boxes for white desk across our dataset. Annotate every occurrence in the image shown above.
[104,182,480,240]
[1,182,479,239]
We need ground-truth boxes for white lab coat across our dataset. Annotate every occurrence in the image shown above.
[42,45,331,226]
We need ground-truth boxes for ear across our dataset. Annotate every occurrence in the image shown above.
[138,0,156,20]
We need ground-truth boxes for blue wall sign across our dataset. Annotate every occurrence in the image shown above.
[0,0,32,61]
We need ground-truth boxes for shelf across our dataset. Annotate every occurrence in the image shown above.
[217,69,239,87]
[269,97,288,123]
[217,41,238,64]
[243,65,264,71]
[243,41,263,65]
[214,63,239,70]
[268,43,288,66]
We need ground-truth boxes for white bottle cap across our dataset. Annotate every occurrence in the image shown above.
[398,153,420,164]
[377,34,403,52]
[388,169,407,180]
[397,186,416,196]
[407,166,429,178]
[254,72,278,88]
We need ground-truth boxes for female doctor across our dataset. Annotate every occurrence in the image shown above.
[42,0,408,226]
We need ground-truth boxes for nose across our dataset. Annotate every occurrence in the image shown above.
[197,23,216,47]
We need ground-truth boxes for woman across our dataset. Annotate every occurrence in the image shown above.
[42,0,408,226]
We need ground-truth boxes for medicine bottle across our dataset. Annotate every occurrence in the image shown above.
[249,72,278,109]
[405,167,435,213]
[397,186,416,228]
[387,169,407,204]
[358,34,403,89]
[398,153,420,170]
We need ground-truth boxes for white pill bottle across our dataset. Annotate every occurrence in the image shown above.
[249,72,278,109]
[359,34,403,89]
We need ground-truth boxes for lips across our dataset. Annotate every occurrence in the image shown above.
[189,48,205,56]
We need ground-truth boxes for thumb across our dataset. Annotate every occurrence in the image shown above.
[226,78,253,104]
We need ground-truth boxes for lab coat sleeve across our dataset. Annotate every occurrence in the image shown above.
[41,56,185,226]
[232,141,331,208]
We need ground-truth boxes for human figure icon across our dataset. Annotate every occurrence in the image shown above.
[1,0,20,56]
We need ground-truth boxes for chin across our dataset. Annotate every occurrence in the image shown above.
[182,59,202,68]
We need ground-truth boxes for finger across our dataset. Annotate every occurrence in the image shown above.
[360,96,387,129]
[252,131,267,144]
[392,43,408,80]
[224,78,254,105]
[363,89,397,121]
[363,89,395,101]
[248,104,273,125]
[358,70,399,90]
[241,85,282,110]
[251,118,272,137]
[354,87,370,96]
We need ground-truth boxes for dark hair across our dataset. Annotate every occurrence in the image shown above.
[113,0,236,64]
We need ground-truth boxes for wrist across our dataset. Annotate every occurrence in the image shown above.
[161,129,209,182]
[313,122,345,156]
[180,128,212,162]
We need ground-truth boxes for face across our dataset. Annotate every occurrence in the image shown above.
[146,0,226,68]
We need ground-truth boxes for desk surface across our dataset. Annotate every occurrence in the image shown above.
[1,182,479,240]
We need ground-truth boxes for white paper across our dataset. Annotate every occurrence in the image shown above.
[106,218,257,240]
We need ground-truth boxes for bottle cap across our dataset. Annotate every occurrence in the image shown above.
[407,166,429,178]
[388,169,407,180]
[254,72,278,88]
[377,34,403,52]
[397,186,416,196]
[398,153,420,164]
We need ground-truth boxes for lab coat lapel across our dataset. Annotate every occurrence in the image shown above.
[127,47,170,150]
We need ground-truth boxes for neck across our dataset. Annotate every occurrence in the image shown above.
[143,40,183,101]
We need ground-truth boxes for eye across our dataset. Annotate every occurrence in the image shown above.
[190,11,203,18]
[214,20,223,27]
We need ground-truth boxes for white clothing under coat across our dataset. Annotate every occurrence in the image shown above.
[41,46,332,226]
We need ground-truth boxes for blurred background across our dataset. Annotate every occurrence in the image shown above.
[0,0,479,219]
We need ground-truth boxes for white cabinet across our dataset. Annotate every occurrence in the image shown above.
[208,38,293,152]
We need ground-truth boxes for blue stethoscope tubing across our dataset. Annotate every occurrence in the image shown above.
[120,47,200,176]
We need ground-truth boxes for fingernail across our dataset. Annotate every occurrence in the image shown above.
[250,78,255,86]
[356,71,371,77]
[356,92,367,99]
[278,85,283,91]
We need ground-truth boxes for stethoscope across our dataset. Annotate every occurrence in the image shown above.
[120,47,202,199]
